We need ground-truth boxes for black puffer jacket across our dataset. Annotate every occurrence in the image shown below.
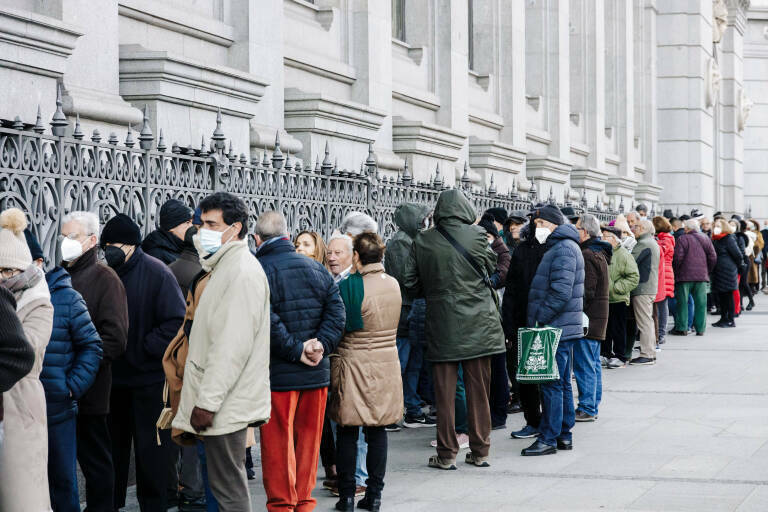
[711,234,743,293]
[142,229,184,265]
[501,225,548,342]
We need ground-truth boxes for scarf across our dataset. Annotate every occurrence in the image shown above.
[0,264,43,301]
[338,272,364,332]
[713,233,727,241]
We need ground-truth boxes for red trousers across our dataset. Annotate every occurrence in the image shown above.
[260,388,327,512]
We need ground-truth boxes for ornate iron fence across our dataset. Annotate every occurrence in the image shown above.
[0,86,625,263]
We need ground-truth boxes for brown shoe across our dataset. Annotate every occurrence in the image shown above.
[330,485,366,497]
[323,478,338,491]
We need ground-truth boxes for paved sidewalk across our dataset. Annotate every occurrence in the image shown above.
[119,301,768,511]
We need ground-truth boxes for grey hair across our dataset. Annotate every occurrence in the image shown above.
[62,211,100,236]
[638,219,655,235]
[339,211,378,236]
[254,211,289,240]
[328,232,353,252]
[580,214,601,238]
[683,218,700,232]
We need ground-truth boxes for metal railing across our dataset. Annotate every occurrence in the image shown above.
[0,86,625,262]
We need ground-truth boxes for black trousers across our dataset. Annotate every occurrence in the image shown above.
[718,291,735,323]
[336,426,387,499]
[489,352,509,427]
[77,414,114,512]
[509,331,540,427]
[740,268,754,306]
[603,302,629,361]
[319,414,336,471]
[109,383,172,511]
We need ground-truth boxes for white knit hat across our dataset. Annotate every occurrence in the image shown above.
[0,208,32,270]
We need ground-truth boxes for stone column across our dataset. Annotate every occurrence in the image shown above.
[743,5,768,219]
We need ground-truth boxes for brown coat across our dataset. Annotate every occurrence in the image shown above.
[581,238,611,341]
[749,230,764,285]
[329,263,403,427]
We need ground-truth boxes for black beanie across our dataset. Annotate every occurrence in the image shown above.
[478,214,498,238]
[484,207,507,226]
[100,214,142,247]
[159,199,193,231]
[24,228,44,261]
[530,204,564,226]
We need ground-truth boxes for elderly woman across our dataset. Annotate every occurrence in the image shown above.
[329,232,402,512]
[653,216,675,345]
[712,219,744,327]
[295,230,328,266]
[0,208,55,511]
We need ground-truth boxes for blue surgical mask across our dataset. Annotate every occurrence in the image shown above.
[199,225,234,254]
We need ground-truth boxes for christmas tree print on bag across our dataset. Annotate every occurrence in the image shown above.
[516,325,562,383]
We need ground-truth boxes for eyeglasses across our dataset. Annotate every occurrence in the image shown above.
[1,268,21,279]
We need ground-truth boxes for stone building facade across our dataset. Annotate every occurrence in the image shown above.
[0,0,764,216]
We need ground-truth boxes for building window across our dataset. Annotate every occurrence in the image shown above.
[392,0,406,41]
[468,0,475,71]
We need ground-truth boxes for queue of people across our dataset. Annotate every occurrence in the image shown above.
[0,191,764,512]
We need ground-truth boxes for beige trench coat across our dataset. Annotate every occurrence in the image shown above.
[329,263,403,427]
[0,277,54,512]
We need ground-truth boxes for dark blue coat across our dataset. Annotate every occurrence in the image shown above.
[42,267,102,425]
[527,224,586,341]
[113,248,185,388]
[255,238,345,391]
[712,234,743,293]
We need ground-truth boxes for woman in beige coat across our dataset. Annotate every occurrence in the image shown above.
[0,208,54,512]
[329,232,402,512]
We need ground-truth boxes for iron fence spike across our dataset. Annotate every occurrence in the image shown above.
[50,83,69,136]
[73,114,84,140]
[34,105,45,134]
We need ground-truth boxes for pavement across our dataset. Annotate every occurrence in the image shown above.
[114,298,768,511]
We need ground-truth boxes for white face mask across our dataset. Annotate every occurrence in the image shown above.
[621,236,637,251]
[535,227,551,244]
[713,226,722,235]
[60,237,84,262]
[198,225,235,255]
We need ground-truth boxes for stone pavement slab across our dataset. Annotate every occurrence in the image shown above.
[115,299,768,511]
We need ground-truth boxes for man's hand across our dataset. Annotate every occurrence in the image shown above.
[190,406,215,432]
[300,339,324,366]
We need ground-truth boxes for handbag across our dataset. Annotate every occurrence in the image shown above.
[436,225,500,312]
[516,325,562,383]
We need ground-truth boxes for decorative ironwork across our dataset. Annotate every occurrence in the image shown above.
[0,99,619,264]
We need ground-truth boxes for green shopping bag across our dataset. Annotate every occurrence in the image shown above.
[516,325,562,383]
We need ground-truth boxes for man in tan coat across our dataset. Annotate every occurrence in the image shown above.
[172,193,271,512]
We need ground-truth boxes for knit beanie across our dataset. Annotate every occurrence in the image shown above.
[24,228,44,261]
[192,207,202,226]
[529,204,564,226]
[477,214,498,238]
[159,199,193,231]
[0,208,33,270]
[100,214,142,247]
[484,207,507,226]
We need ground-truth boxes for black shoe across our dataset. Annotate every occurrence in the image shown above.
[357,495,381,511]
[747,301,755,311]
[507,401,523,414]
[696,331,704,336]
[384,423,401,432]
[178,495,207,512]
[556,438,573,451]
[724,321,736,327]
[403,413,437,428]
[574,411,596,422]
[521,439,557,456]
[629,357,655,366]
[336,498,355,511]
[491,422,507,430]
[712,320,726,327]
[668,329,688,336]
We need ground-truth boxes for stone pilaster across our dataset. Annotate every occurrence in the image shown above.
[743,5,768,219]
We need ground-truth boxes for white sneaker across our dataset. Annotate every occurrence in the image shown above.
[600,356,609,368]
[607,357,625,369]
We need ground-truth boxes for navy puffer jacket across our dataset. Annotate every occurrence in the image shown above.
[42,267,102,424]
[256,238,346,391]
[527,224,586,341]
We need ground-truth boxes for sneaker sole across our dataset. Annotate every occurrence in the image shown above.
[574,417,596,422]
[403,422,436,428]
[511,432,540,439]
[428,460,457,470]
[630,361,655,366]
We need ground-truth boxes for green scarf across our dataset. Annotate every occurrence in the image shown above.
[339,272,364,332]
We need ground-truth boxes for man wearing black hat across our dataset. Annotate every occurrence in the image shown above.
[100,213,186,511]
[142,199,194,265]
[484,207,508,238]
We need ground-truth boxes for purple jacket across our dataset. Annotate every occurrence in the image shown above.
[672,231,717,282]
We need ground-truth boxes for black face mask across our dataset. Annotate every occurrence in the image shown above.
[103,246,126,269]
[184,225,198,245]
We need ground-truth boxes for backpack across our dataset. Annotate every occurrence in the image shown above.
[157,271,210,446]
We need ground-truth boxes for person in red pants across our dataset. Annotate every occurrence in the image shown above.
[253,211,346,512]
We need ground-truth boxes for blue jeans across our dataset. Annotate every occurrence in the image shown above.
[197,441,219,512]
[538,339,576,447]
[572,338,602,416]
[668,295,694,330]
[48,417,79,511]
[396,335,424,417]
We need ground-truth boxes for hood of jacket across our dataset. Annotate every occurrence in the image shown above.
[547,223,580,247]
[142,228,183,255]
[394,203,431,238]
[45,266,73,293]
[581,237,613,265]
[433,189,476,227]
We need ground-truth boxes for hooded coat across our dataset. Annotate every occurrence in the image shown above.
[655,232,675,302]
[385,203,431,338]
[404,189,505,362]
[527,224,586,342]
[581,237,612,341]
[142,229,184,265]
[631,232,660,296]
[608,244,640,305]
[41,267,102,425]
[711,234,743,293]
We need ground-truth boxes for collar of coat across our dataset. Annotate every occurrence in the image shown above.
[200,239,248,272]
[359,262,385,276]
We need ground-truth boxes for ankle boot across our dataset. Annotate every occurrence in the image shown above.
[335,497,355,511]
[357,495,381,511]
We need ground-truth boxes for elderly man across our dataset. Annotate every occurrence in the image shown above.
[173,192,271,511]
[142,199,194,264]
[626,211,640,232]
[59,211,129,512]
[670,218,717,336]
[100,213,186,511]
[521,205,584,456]
[573,215,610,422]
[405,189,505,469]
[629,220,661,366]
[254,211,345,512]
[328,233,354,283]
